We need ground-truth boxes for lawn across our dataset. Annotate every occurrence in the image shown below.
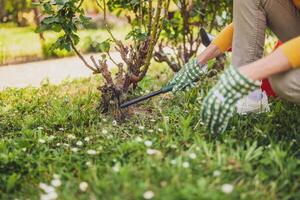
[0,25,129,65]
[0,66,300,200]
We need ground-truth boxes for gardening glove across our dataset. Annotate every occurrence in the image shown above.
[200,65,260,135]
[168,58,207,93]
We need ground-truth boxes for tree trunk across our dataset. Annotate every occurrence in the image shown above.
[32,0,45,41]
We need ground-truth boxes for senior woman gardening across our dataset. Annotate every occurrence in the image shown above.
[169,0,300,134]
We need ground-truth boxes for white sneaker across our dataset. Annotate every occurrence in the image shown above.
[236,91,270,115]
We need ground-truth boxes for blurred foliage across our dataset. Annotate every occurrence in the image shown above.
[0,0,101,25]
[154,0,232,71]
[0,26,129,65]
[35,0,91,52]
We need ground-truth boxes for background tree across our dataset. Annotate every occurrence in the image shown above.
[0,0,32,25]
[155,0,232,72]
[37,0,169,118]
[32,0,45,41]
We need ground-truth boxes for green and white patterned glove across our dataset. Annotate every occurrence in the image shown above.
[168,58,207,93]
[200,66,260,135]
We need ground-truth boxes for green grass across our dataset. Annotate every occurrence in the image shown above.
[0,71,300,200]
[0,26,129,64]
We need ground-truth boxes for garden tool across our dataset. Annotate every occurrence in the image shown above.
[120,84,174,109]
[200,28,214,47]
[120,28,213,109]
[120,77,201,109]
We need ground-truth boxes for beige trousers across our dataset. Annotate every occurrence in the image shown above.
[233,0,300,104]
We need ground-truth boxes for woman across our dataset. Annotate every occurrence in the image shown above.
[169,0,300,134]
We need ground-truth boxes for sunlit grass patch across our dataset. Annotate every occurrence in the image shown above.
[0,73,300,199]
[0,25,130,64]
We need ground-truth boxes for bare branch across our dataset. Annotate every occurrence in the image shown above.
[70,40,98,73]
[90,56,101,71]
[107,52,120,67]
[98,58,114,86]
[147,0,153,37]
[96,0,107,21]
[136,0,164,81]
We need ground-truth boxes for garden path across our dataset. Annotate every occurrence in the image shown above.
[0,52,121,90]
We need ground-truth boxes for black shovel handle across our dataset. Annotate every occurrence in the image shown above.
[120,76,201,109]
[120,85,173,109]
[200,28,213,47]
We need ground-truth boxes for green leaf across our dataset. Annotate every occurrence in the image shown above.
[35,24,48,33]
[51,24,62,32]
[98,41,111,53]
[55,0,66,5]
[71,34,80,45]
[125,28,148,41]
[43,3,53,14]
[79,14,91,25]
[42,17,59,25]
[31,2,40,8]
[6,173,20,192]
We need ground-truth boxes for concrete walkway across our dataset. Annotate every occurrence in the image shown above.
[0,53,121,90]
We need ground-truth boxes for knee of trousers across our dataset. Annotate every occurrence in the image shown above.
[269,69,300,105]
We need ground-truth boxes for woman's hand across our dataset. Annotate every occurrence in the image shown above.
[168,58,207,93]
[200,66,260,134]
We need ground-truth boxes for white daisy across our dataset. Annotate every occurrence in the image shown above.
[48,135,55,140]
[67,134,76,139]
[71,147,79,152]
[106,134,113,139]
[40,192,58,200]
[87,150,97,155]
[170,159,177,165]
[221,184,234,194]
[79,182,89,192]
[39,182,48,191]
[189,153,197,159]
[39,139,46,144]
[51,179,61,187]
[76,141,83,146]
[182,161,190,168]
[63,143,69,147]
[144,140,153,147]
[112,164,120,172]
[143,190,154,199]
[213,170,221,177]
[39,183,55,193]
[146,149,161,156]
[135,136,143,142]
